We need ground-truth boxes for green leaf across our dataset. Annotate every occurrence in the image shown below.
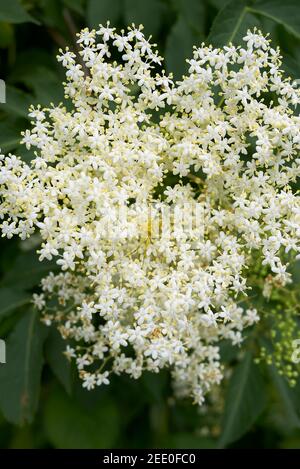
[290,259,300,284]
[208,0,300,47]
[219,340,239,363]
[207,0,260,46]
[63,0,85,15]
[0,85,32,118]
[270,367,300,430]
[0,287,30,321]
[2,250,57,290]
[166,0,206,79]
[165,17,200,80]
[22,66,64,107]
[39,0,67,31]
[0,118,25,153]
[141,370,169,403]
[173,0,206,34]
[0,309,48,424]
[282,54,300,81]
[87,0,122,28]
[207,0,248,45]
[208,0,231,9]
[7,57,63,108]
[0,0,37,24]
[124,0,165,36]
[8,49,59,83]
[218,352,267,447]
[44,384,120,448]
[0,22,14,48]
[45,327,73,394]
[251,0,300,40]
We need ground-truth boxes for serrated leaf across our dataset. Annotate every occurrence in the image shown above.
[0,287,30,321]
[218,351,267,447]
[87,0,122,28]
[208,0,248,45]
[207,0,261,46]
[251,0,300,40]
[45,327,73,394]
[208,0,300,47]
[0,309,48,424]
[0,0,37,24]
[44,384,120,448]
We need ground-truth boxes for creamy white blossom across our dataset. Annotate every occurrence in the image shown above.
[0,26,300,404]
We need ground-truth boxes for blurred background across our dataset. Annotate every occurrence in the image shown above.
[0,0,300,449]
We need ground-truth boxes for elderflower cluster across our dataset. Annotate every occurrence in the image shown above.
[1,25,300,404]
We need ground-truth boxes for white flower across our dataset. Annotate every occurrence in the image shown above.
[96,371,110,385]
[79,302,96,320]
[32,293,45,311]
[64,345,76,360]
[82,373,96,390]
[0,25,299,405]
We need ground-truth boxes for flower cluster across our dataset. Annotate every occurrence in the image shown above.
[1,25,300,404]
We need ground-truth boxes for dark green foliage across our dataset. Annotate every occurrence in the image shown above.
[218,352,267,447]
[0,309,48,424]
